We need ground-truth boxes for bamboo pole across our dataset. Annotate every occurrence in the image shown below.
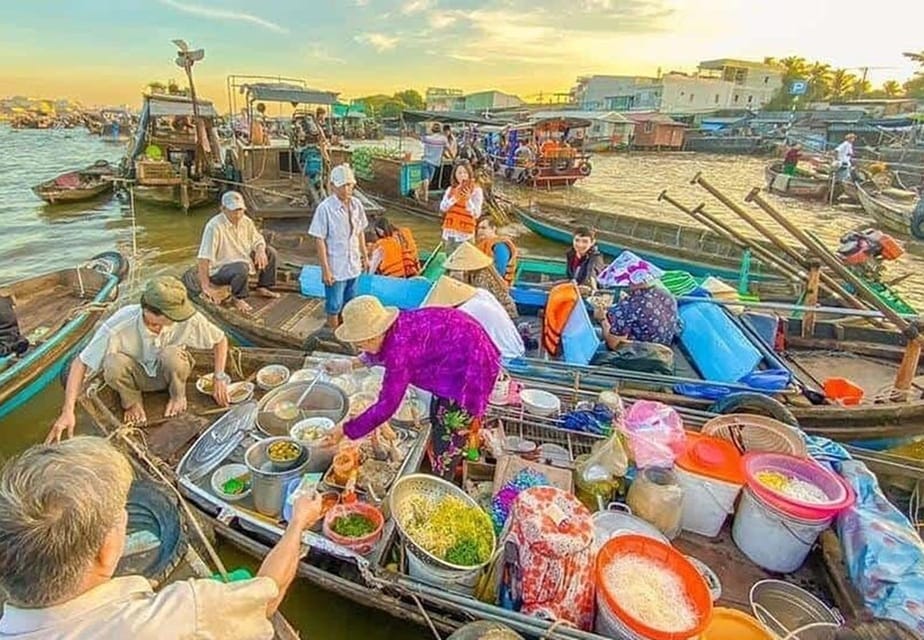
[746,188,923,394]
[691,172,868,311]
[672,295,920,320]
[658,191,804,282]
[802,261,822,337]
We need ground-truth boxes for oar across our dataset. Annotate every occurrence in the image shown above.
[673,295,920,321]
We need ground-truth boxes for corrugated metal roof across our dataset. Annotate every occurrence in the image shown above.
[244,83,339,105]
[530,110,631,123]
[624,112,683,125]
[147,96,218,118]
[402,109,505,125]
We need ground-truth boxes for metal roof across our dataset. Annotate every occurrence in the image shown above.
[624,112,683,125]
[530,110,630,124]
[244,83,339,105]
[402,109,504,125]
[146,95,218,118]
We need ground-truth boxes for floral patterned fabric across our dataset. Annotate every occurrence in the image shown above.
[501,486,595,630]
[605,285,679,346]
[427,397,474,479]
[466,268,518,319]
[344,307,501,440]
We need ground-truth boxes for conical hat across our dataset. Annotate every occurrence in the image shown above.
[423,276,478,308]
[444,241,493,271]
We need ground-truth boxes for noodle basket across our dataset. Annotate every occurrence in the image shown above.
[389,473,497,572]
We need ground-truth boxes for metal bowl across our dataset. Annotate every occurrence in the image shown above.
[256,380,349,437]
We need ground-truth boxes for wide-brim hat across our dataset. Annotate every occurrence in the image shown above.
[334,295,399,343]
[444,241,493,272]
[422,276,477,308]
[598,250,664,287]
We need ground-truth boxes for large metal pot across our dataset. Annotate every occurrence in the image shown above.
[244,437,311,518]
[255,381,349,437]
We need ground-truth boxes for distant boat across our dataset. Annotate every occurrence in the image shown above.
[31,160,115,204]
[856,180,920,238]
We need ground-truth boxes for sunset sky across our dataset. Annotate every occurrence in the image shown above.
[2,0,921,107]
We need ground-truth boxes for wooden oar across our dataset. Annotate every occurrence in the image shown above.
[674,295,920,321]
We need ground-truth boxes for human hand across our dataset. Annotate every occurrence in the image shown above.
[45,410,76,444]
[202,285,222,305]
[254,248,268,271]
[212,378,230,407]
[323,358,354,376]
[322,268,335,286]
[289,491,323,531]
[593,306,607,322]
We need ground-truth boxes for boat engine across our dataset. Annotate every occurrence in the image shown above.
[836,229,904,281]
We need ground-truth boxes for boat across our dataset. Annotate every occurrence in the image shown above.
[0,251,127,419]
[31,160,115,204]
[485,117,594,188]
[78,345,892,639]
[856,180,920,238]
[120,93,221,212]
[764,161,866,203]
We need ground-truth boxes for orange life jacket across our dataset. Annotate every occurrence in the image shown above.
[374,228,421,278]
[542,282,579,357]
[443,185,478,236]
[477,237,518,286]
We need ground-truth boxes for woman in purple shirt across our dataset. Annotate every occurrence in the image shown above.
[325,295,501,479]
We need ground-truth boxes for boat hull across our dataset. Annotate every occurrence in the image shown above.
[856,182,914,237]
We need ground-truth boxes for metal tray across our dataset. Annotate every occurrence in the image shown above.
[321,425,420,497]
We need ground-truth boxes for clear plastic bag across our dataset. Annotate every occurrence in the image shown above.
[578,429,629,485]
[619,400,686,468]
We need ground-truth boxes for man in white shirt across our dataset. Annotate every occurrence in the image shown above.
[309,164,369,329]
[197,191,279,314]
[0,436,323,640]
[46,277,229,441]
[419,122,448,202]
[423,276,525,360]
[834,132,856,175]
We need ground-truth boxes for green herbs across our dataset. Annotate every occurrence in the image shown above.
[331,513,377,538]
[445,538,482,566]
[221,475,250,495]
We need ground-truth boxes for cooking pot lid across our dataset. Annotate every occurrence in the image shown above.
[181,402,257,481]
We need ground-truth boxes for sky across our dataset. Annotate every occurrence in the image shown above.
[1,0,922,107]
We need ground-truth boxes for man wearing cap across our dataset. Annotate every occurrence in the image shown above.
[309,164,369,328]
[47,277,229,442]
[197,191,279,314]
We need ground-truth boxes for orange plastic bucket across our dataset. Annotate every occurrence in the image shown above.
[701,607,774,640]
[823,377,864,406]
[595,534,712,640]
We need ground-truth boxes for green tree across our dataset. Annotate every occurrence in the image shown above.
[828,69,856,100]
[882,80,903,97]
[393,89,424,110]
[806,63,832,101]
[779,56,808,79]
[853,78,872,98]
[147,81,167,95]
[903,51,924,99]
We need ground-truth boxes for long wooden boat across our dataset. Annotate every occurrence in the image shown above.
[80,346,880,639]
[31,160,115,204]
[764,161,864,203]
[856,180,919,238]
[0,251,126,419]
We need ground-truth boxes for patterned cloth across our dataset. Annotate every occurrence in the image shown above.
[427,397,474,479]
[344,307,501,440]
[467,268,518,318]
[605,286,678,345]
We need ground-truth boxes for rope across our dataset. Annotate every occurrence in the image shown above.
[75,265,86,298]
[540,619,576,640]
[408,591,443,640]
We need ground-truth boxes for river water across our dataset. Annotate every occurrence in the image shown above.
[2,126,923,637]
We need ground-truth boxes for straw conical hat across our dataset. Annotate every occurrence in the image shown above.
[444,241,493,271]
[334,295,399,343]
[423,276,478,308]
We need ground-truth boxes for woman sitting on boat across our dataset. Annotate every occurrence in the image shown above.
[324,296,501,479]
[444,242,519,318]
[594,251,679,350]
[566,226,604,292]
[369,217,421,278]
[439,161,483,255]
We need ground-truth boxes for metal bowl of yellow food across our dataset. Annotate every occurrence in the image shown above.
[256,365,290,391]
[266,438,305,471]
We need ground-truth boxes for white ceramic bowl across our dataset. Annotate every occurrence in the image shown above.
[228,381,255,404]
[289,368,320,383]
[196,373,215,395]
[257,365,290,391]
[210,463,251,501]
[519,389,561,417]
[290,417,336,443]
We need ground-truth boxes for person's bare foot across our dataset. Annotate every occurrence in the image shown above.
[164,395,188,418]
[255,287,280,299]
[124,403,147,425]
[232,298,253,313]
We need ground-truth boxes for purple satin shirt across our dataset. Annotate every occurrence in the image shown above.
[343,308,501,440]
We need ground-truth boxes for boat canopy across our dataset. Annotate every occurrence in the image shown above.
[146,95,218,119]
[402,109,504,126]
[508,116,593,132]
[243,82,339,105]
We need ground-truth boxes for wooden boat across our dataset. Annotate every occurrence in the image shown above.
[764,161,865,203]
[0,251,126,419]
[80,346,876,639]
[487,117,594,189]
[856,180,919,238]
[31,160,115,204]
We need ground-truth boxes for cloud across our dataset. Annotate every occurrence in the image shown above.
[155,0,289,34]
[303,44,346,65]
[429,14,456,29]
[401,0,433,14]
[354,32,399,51]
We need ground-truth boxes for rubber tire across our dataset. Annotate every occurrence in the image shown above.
[578,162,592,176]
[910,204,924,241]
[116,479,187,588]
[88,251,129,281]
[708,392,799,427]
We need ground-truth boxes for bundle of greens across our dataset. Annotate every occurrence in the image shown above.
[401,495,493,566]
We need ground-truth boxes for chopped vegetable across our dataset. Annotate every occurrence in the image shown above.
[401,495,493,566]
[756,470,828,503]
[331,513,377,537]
[221,474,250,495]
[603,554,697,632]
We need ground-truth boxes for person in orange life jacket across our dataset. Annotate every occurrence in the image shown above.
[439,161,483,256]
[369,217,421,278]
[566,226,604,293]
[475,217,517,286]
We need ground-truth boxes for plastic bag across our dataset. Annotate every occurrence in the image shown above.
[620,400,686,468]
[578,429,629,486]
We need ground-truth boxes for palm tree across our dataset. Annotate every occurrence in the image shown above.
[903,51,924,67]
[779,56,809,79]
[146,81,167,95]
[853,78,872,98]
[882,80,903,97]
[807,62,832,101]
[828,69,856,100]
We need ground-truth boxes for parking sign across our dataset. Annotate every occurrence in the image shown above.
[790,81,808,96]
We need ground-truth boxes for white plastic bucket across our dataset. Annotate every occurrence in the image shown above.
[593,592,644,640]
[732,487,831,573]
[675,466,742,537]
[406,545,480,596]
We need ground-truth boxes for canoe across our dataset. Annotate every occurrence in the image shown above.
[0,251,127,419]
[31,160,115,204]
[79,346,872,639]
[764,161,863,203]
[856,181,918,238]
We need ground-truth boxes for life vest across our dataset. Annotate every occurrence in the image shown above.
[443,185,478,236]
[374,228,421,278]
[542,282,579,357]
[477,237,518,286]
